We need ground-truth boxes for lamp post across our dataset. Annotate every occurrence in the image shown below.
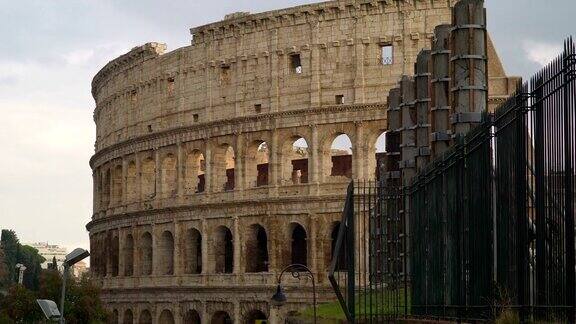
[59,248,90,324]
[270,264,317,324]
[15,263,26,285]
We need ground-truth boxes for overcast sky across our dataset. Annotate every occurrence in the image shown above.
[0,0,573,256]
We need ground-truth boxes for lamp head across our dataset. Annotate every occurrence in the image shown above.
[271,284,287,307]
[64,248,90,267]
[36,299,61,321]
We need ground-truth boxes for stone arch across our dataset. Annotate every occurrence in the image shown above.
[158,309,175,324]
[321,133,353,180]
[109,309,119,324]
[126,161,137,202]
[280,135,309,185]
[141,157,156,200]
[123,309,134,324]
[330,221,347,271]
[290,223,308,266]
[214,226,233,273]
[101,168,111,208]
[366,130,388,180]
[111,164,123,205]
[184,228,202,274]
[183,309,201,324]
[140,232,153,275]
[185,150,205,194]
[158,230,175,275]
[161,153,177,198]
[245,140,269,188]
[213,144,235,192]
[211,311,232,324]
[139,309,152,324]
[244,309,267,324]
[109,234,119,277]
[245,224,269,273]
[124,234,134,276]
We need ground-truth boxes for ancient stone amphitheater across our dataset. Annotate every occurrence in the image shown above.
[86,0,516,323]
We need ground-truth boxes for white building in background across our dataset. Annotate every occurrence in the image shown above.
[27,242,67,270]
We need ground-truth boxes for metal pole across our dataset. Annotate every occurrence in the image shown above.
[59,265,68,324]
[277,264,317,324]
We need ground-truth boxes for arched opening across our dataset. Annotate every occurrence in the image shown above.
[211,311,232,324]
[110,309,119,324]
[246,141,269,187]
[185,150,205,194]
[372,132,387,180]
[183,310,201,324]
[244,310,267,324]
[126,161,137,202]
[141,157,156,200]
[124,234,134,276]
[161,154,177,198]
[111,165,123,205]
[109,234,119,277]
[123,309,134,324]
[159,310,175,324]
[245,224,269,273]
[214,226,233,273]
[281,136,309,184]
[325,134,353,179]
[184,228,202,274]
[101,168,111,208]
[330,222,347,271]
[140,232,153,275]
[291,223,307,266]
[158,231,175,275]
[214,144,235,192]
[139,310,152,324]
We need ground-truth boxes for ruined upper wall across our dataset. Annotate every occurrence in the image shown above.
[91,0,460,152]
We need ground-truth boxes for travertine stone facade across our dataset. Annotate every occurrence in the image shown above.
[86,1,517,323]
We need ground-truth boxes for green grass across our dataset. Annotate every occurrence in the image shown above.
[300,288,411,320]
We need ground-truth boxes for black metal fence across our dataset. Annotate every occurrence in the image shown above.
[330,37,575,322]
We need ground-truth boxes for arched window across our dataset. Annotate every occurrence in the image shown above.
[214,226,233,274]
[141,157,156,199]
[330,222,347,271]
[126,162,137,202]
[111,165,123,205]
[374,132,387,180]
[158,231,175,275]
[245,224,269,273]
[110,309,119,324]
[183,310,201,324]
[139,310,152,324]
[325,134,353,179]
[246,141,269,187]
[290,223,307,266]
[140,232,153,276]
[109,234,119,277]
[281,136,309,184]
[123,309,134,324]
[101,168,111,208]
[159,310,174,324]
[184,228,202,274]
[161,154,177,198]
[211,311,232,324]
[185,150,205,194]
[244,310,267,324]
[214,144,235,192]
[124,234,134,276]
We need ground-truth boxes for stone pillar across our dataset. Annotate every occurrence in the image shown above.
[234,134,244,193]
[430,24,453,158]
[201,219,208,278]
[155,150,161,199]
[353,122,365,180]
[176,142,184,199]
[173,221,182,275]
[269,306,282,324]
[151,223,156,275]
[451,0,488,136]
[233,300,241,324]
[399,76,417,186]
[269,129,279,194]
[414,50,432,171]
[204,140,213,193]
[93,171,99,212]
[310,214,318,275]
[269,30,280,113]
[135,152,142,203]
[310,24,321,107]
[118,229,125,277]
[309,125,320,184]
[121,159,128,205]
[233,216,241,274]
[385,88,402,187]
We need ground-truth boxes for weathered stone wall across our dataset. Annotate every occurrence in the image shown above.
[87,0,517,323]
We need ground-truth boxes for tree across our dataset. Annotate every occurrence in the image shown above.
[0,246,7,286]
[0,285,42,322]
[17,245,44,291]
[0,230,19,286]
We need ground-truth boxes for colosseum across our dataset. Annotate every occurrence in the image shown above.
[86,0,517,323]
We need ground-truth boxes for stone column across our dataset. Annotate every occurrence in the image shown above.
[93,170,99,212]
[353,122,365,179]
[176,142,184,199]
[151,223,157,275]
[234,133,244,193]
[400,76,417,186]
[118,229,125,278]
[155,150,161,199]
[310,214,318,275]
[451,0,488,136]
[201,219,208,279]
[415,50,432,171]
[174,221,182,275]
[233,216,241,274]
[309,125,320,184]
[269,306,282,324]
[135,152,142,203]
[204,140,213,193]
[121,158,128,205]
[233,300,241,324]
[269,30,280,113]
[309,24,321,107]
[430,24,453,158]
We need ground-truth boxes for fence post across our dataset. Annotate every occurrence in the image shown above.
[347,182,356,323]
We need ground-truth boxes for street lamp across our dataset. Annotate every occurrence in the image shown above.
[271,264,317,324]
[59,248,90,324]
